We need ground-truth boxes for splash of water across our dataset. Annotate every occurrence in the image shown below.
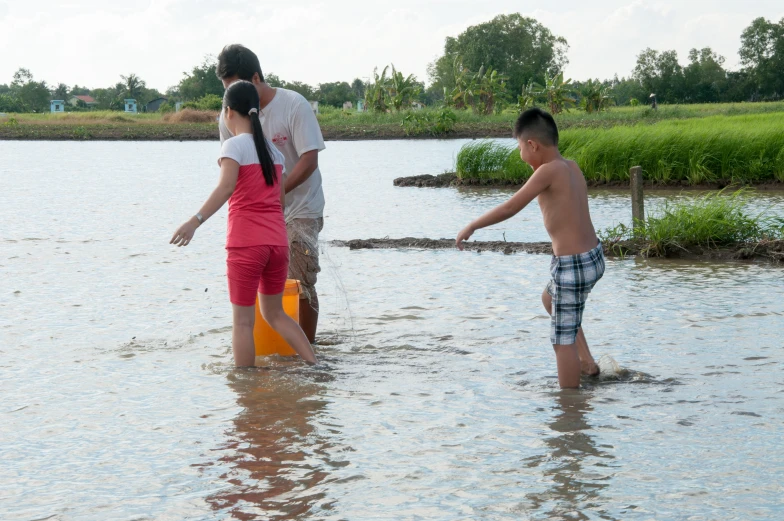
[597,354,622,378]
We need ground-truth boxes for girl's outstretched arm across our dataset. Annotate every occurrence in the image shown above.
[170,159,240,247]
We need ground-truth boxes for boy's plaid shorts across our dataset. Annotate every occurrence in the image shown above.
[546,242,605,345]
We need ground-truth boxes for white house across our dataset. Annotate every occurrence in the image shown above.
[50,100,65,113]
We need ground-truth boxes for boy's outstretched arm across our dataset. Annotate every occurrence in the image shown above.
[456,167,553,250]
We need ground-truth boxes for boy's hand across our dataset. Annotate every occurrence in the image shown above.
[456,225,475,251]
[171,217,200,247]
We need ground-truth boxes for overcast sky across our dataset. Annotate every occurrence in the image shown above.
[1,0,782,91]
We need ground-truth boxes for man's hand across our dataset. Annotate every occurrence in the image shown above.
[456,225,475,250]
[171,217,200,247]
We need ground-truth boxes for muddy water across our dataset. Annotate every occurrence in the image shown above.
[1,140,783,520]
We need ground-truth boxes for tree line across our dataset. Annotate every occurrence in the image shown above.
[2,14,782,114]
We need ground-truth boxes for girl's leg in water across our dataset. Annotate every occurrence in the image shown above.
[259,293,318,365]
[231,304,257,367]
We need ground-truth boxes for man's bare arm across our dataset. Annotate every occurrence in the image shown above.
[284,150,318,194]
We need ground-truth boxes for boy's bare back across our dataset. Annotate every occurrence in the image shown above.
[534,158,597,256]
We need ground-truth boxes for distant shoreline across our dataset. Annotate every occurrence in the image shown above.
[0,122,513,142]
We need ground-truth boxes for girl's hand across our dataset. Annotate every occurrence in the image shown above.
[171,217,200,247]
[456,225,475,250]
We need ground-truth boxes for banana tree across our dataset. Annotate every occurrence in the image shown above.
[388,64,421,111]
[449,56,474,110]
[518,80,541,111]
[364,66,390,113]
[472,66,507,115]
[579,79,615,113]
[539,72,576,114]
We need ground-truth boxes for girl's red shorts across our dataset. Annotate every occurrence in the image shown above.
[226,245,289,306]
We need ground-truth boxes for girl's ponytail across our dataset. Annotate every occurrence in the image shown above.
[249,110,277,187]
[223,80,278,187]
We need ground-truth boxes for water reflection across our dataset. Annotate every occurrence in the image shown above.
[204,366,338,520]
[526,391,616,521]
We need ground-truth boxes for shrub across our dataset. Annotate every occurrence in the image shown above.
[182,94,223,111]
[162,109,218,123]
[401,108,457,136]
[599,190,784,256]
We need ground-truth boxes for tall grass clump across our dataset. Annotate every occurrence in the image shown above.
[600,190,784,256]
[455,140,532,181]
[455,113,784,185]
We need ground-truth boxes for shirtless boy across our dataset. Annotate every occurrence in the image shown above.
[456,108,605,389]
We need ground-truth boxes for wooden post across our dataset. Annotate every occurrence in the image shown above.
[630,166,644,227]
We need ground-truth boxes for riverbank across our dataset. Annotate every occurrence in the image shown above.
[3,101,784,141]
[0,120,514,141]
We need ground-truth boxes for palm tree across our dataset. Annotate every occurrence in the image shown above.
[52,83,69,101]
[120,73,146,100]
[539,72,575,114]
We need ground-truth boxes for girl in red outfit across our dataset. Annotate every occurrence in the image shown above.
[171,80,317,366]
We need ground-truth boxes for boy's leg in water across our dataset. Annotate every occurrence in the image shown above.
[542,289,600,377]
[231,304,257,367]
[260,293,318,365]
[552,344,581,389]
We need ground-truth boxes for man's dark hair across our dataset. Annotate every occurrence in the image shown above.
[513,108,559,146]
[216,44,265,83]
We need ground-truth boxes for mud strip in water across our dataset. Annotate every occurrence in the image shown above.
[330,238,784,263]
[332,238,552,255]
[393,173,784,191]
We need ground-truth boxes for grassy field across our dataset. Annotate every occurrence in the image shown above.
[455,112,784,186]
[3,101,784,141]
[0,110,219,140]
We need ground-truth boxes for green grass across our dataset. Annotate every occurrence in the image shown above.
[5,100,784,143]
[316,101,784,129]
[599,190,784,256]
[455,112,784,185]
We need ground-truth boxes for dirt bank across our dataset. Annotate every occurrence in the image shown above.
[331,238,553,255]
[330,238,784,263]
[393,173,784,190]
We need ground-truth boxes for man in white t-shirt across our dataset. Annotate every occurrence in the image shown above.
[216,44,326,343]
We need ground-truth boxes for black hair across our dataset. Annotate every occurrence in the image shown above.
[513,108,559,146]
[223,81,277,186]
[216,44,265,83]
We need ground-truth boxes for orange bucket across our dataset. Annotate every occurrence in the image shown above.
[253,279,302,359]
